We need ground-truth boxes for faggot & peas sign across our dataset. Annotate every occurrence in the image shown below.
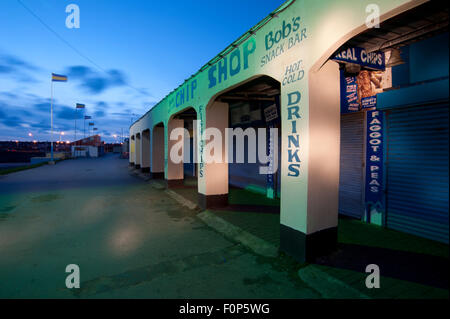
[365,110,384,209]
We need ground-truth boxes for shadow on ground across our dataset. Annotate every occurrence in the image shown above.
[314,243,449,289]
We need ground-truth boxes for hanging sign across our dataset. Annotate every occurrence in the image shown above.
[340,70,360,113]
[266,124,276,199]
[264,104,278,122]
[340,69,385,113]
[365,110,384,225]
[333,47,385,70]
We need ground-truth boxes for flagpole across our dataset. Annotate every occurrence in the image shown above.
[75,108,77,142]
[50,80,54,163]
[74,107,77,157]
[49,73,67,162]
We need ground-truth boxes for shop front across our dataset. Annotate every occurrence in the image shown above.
[130,0,448,262]
[333,2,448,243]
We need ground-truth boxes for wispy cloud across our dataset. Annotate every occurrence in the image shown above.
[0,91,18,99]
[0,53,39,83]
[0,54,38,73]
[0,105,23,128]
[66,65,127,94]
[0,92,132,141]
[56,105,82,120]
[0,55,144,141]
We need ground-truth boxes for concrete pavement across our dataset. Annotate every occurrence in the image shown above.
[0,155,319,298]
[157,167,449,299]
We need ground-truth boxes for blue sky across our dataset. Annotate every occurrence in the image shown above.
[0,0,284,143]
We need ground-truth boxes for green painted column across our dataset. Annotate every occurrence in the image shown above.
[197,101,229,209]
[167,118,185,187]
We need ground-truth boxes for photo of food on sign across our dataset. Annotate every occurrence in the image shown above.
[340,64,392,113]
[357,70,383,105]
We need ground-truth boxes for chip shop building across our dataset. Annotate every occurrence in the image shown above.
[130,0,449,262]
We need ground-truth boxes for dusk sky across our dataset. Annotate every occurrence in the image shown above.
[0,0,284,143]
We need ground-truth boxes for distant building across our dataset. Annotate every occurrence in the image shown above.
[0,141,70,163]
[103,143,123,153]
[71,135,104,158]
[121,138,129,159]
[72,135,102,147]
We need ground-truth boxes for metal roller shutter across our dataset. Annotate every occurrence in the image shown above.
[386,103,449,243]
[339,112,365,218]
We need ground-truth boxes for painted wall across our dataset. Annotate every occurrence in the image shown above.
[409,32,449,83]
[392,32,449,87]
[142,130,150,169]
[151,126,165,173]
[135,134,141,166]
[307,60,341,233]
[167,119,184,180]
[129,138,135,164]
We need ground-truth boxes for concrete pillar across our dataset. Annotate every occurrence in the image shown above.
[280,60,340,263]
[142,130,150,172]
[151,126,164,179]
[198,101,229,209]
[184,125,192,174]
[167,119,184,187]
[129,136,135,166]
[135,133,141,169]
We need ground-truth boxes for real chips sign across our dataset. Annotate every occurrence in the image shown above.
[336,47,387,113]
[334,47,385,70]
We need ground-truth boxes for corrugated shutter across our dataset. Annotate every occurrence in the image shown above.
[386,103,449,243]
[339,112,365,218]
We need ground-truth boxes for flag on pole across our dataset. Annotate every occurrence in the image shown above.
[84,115,92,120]
[76,103,85,109]
[52,73,68,82]
[89,122,95,126]
[93,128,98,131]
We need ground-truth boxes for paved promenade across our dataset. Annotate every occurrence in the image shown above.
[0,155,318,298]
